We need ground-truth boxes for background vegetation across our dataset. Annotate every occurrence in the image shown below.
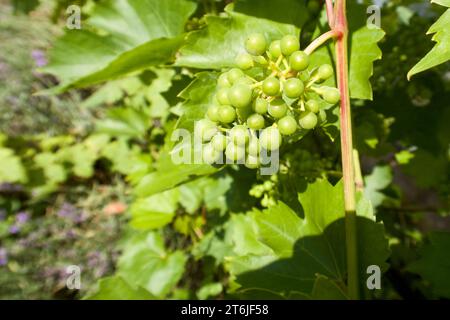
[0,0,449,300]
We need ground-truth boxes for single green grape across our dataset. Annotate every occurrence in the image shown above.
[228,84,253,109]
[253,97,269,114]
[259,127,282,150]
[318,109,327,124]
[245,33,267,56]
[318,64,334,80]
[196,119,218,142]
[245,154,260,169]
[229,125,250,146]
[202,143,221,164]
[207,105,221,122]
[322,87,341,104]
[305,99,320,113]
[247,114,265,130]
[225,143,246,162]
[227,68,245,84]
[278,115,297,135]
[236,52,254,70]
[268,99,288,118]
[247,137,260,156]
[216,88,230,105]
[234,76,253,86]
[289,51,309,71]
[284,78,304,98]
[280,35,300,56]
[218,72,231,88]
[218,105,236,124]
[298,111,318,130]
[262,77,280,96]
[211,133,228,152]
[269,40,282,59]
[263,180,273,191]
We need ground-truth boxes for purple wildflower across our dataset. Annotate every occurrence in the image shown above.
[31,50,47,67]
[9,225,20,234]
[0,248,8,266]
[16,211,30,224]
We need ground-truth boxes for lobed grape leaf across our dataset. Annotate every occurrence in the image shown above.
[176,6,298,69]
[408,1,450,79]
[117,232,187,298]
[85,276,156,300]
[227,179,390,299]
[43,0,196,91]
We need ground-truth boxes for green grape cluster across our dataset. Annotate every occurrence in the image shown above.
[200,33,340,168]
[249,175,279,207]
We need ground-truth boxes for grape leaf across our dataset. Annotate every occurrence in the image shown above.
[227,179,390,298]
[85,276,156,300]
[130,189,179,230]
[176,6,298,69]
[43,0,196,91]
[408,1,450,79]
[117,232,187,297]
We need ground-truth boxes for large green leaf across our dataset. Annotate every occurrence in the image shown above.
[408,1,450,79]
[117,232,187,297]
[0,148,27,184]
[86,276,156,300]
[130,189,179,230]
[227,179,390,299]
[176,6,298,69]
[43,0,196,91]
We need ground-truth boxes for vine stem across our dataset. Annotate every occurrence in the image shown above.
[304,30,340,55]
[334,0,359,299]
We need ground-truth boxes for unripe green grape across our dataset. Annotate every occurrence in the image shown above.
[322,87,341,104]
[216,88,230,105]
[269,40,282,59]
[218,105,236,124]
[263,180,273,191]
[235,52,254,70]
[278,115,298,135]
[245,154,260,169]
[228,84,253,109]
[289,51,309,71]
[268,99,288,119]
[245,33,267,56]
[305,99,320,113]
[225,143,246,162]
[284,78,304,98]
[318,109,327,124]
[196,119,218,142]
[234,76,253,86]
[227,68,245,84]
[261,197,269,207]
[280,35,300,56]
[207,105,221,122]
[299,111,318,130]
[262,77,280,96]
[218,72,231,88]
[202,143,221,164]
[229,125,250,146]
[318,64,334,80]
[247,114,265,130]
[259,127,282,150]
[253,97,269,114]
[211,133,228,152]
[247,137,260,156]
